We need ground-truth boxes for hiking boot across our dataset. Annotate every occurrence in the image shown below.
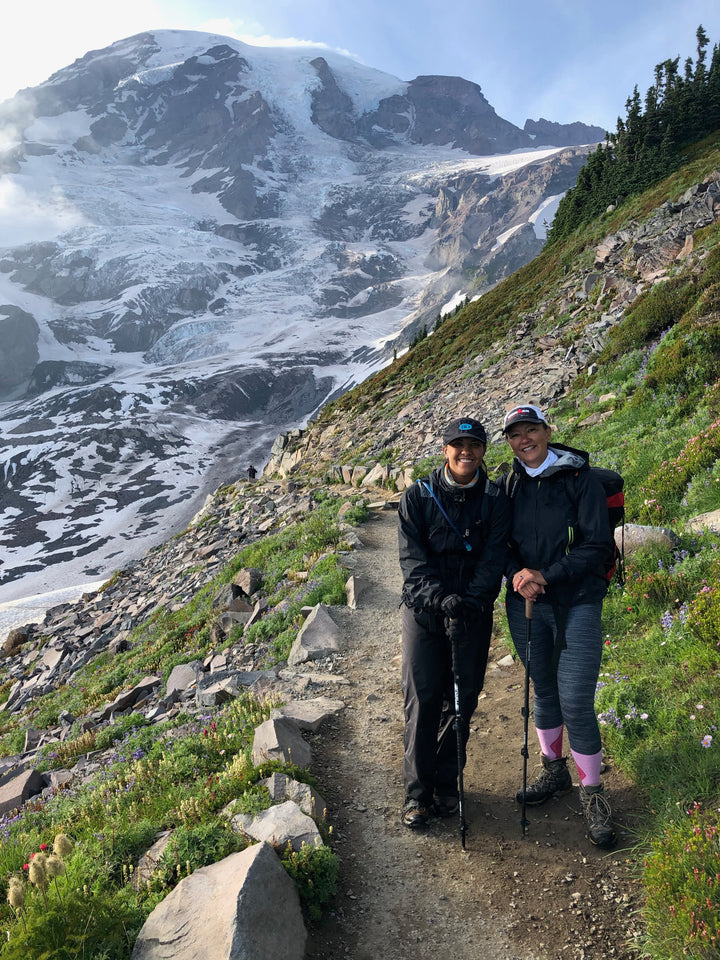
[433,794,459,818]
[516,754,572,806]
[401,798,431,828]
[580,784,617,848]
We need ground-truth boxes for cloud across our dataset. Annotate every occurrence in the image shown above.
[0,180,87,247]
[198,18,362,63]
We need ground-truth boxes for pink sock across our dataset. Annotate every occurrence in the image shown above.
[571,749,602,786]
[536,726,564,759]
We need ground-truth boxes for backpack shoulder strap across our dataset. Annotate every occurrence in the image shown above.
[417,479,473,552]
[504,471,520,499]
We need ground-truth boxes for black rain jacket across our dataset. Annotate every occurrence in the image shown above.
[398,466,511,614]
[504,443,614,607]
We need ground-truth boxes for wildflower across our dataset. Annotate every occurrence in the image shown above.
[702,735,713,748]
[28,857,49,905]
[7,877,27,932]
[641,713,649,720]
[45,855,65,880]
[53,834,73,858]
[6,878,24,910]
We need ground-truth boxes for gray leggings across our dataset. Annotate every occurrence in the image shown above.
[506,593,603,755]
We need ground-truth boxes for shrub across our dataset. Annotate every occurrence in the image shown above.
[280,842,339,921]
[155,820,246,887]
[684,461,720,516]
[603,276,697,359]
[639,418,720,521]
[640,319,720,411]
[643,802,720,959]
[685,575,720,647]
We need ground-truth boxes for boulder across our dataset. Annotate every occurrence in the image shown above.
[233,568,262,596]
[231,800,322,852]
[270,697,345,733]
[98,676,161,721]
[263,772,327,820]
[131,842,306,960]
[166,661,202,697]
[0,768,45,817]
[134,831,174,890]
[287,605,341,666]
[617,523,680,555]
[196,677,241,708]
[3,628,30,658]
[251,717,311,769]
[688,508,720,534]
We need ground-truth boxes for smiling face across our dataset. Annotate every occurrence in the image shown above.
[505,421,552,469]
[443,438,486,484]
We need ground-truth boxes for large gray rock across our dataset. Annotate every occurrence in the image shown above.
[616,523,680,555]
[689,508,720,533]
[98,676,162,721]
[270,697,345,733]
[166,661,202,697]
[263,772,327,820]
[287,605,341,666]
[231,800,322,853]
[251,717,311,769]
[0,768,45,817]
[131,841,306,960]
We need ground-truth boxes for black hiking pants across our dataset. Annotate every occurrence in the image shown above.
[401,603,492,805]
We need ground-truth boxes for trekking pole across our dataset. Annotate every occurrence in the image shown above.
[448,617,467,849]
[520,597,533,837]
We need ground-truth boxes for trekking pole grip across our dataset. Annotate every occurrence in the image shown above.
[525,598,534,620]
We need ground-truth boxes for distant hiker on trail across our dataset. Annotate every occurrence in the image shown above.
[501,403,617,848]
[246,464,257,480]
[397,417,511,829]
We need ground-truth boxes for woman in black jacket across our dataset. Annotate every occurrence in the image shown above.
[398,416,510,828]
[502,403,616,848]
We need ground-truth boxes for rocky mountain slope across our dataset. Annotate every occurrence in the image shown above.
[0,29,603,602]
[267,168,720,479]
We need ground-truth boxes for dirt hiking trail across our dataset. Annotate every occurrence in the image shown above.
[305,507,644,960]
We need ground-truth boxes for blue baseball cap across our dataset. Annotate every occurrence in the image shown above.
[443,417,487,445]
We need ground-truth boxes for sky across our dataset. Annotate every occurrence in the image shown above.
[3,1,720,133]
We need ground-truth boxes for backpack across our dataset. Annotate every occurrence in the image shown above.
[505,465,625,585]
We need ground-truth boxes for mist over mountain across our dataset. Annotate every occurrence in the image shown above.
[0,30,604,601]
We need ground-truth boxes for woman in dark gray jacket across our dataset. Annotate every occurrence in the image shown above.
[502,403,616,848]
[398,416,510,828]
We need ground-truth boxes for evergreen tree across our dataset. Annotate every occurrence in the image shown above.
[547,25,718,245]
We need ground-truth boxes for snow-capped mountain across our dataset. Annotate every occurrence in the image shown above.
[0,30,603,602]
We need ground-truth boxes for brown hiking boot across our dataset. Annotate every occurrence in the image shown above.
[401,797,431,828]
[516,754,573,806]
[580,784,617,848]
